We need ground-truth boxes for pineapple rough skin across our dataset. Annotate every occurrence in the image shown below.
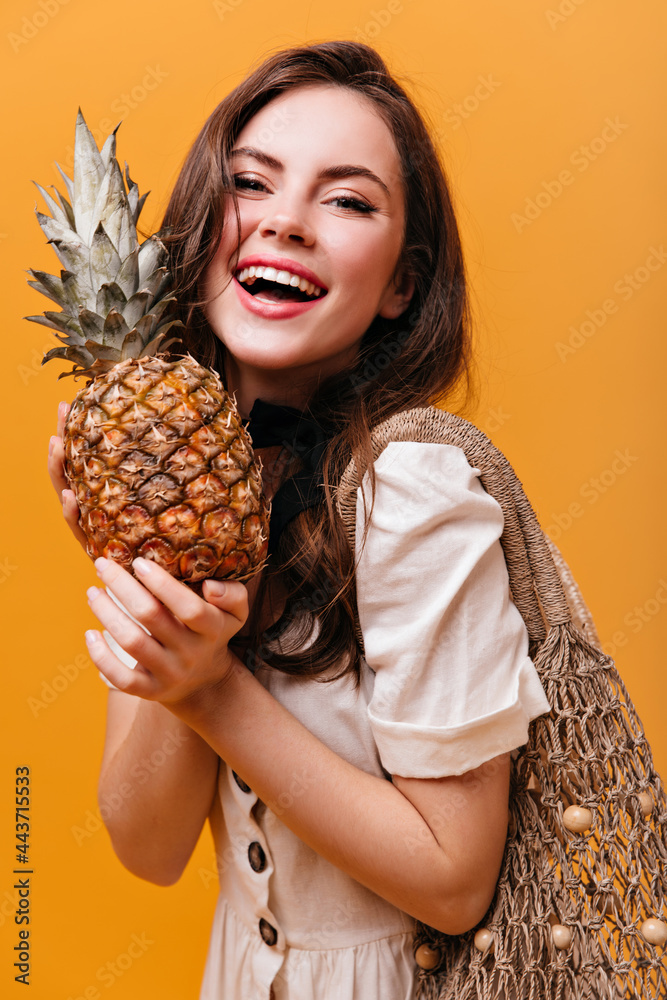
[64,355,270,583]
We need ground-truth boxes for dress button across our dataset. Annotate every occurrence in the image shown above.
[259,918,277,946]
[232,770,252,793]
[248,841,267,873]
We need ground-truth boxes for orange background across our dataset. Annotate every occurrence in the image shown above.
[1,1,665,996]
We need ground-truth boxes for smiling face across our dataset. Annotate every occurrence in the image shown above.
[202,83,414,412]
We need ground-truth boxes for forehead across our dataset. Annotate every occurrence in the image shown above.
[234,84,403,182]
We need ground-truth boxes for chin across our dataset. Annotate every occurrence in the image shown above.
[222,343,313,372]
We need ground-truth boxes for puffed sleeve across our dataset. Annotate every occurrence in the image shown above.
[355,440,550,778]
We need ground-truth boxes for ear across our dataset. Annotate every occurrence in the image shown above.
[377,264,415,320]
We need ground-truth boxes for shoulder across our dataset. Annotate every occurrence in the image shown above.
[369,437,488,496]
[357,429,504,539]
[354,434,507,606]
[335,404,507,560]
[352,404,502,506]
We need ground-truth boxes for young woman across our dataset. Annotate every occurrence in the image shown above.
[48,41,550,1000]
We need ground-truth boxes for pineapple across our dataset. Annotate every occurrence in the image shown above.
[27,111,269,583]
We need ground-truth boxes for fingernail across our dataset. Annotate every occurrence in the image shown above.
[87,586,100,601]
[94,557,108,574]
[85,630,99,645]
[49,436,57,456]
[205,580,226,596]
[133,557,151,576]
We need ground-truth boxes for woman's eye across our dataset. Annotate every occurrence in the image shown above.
[328,196,378,214]
[233,175,267,192]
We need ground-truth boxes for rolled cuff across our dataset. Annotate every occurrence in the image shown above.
[369,656,550,778]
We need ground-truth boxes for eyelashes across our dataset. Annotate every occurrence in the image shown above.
[232,175,379,214]
[233,176,265,192]
[327,196,378,214]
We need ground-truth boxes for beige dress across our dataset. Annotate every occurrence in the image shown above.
[196,441,550,1000]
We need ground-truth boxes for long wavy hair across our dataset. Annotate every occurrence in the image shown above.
[160,40,475,684]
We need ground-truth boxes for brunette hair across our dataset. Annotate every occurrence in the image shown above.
[161,40,474,683]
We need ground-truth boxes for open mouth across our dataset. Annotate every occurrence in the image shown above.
[235,265,327,303]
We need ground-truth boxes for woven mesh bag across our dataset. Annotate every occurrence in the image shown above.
[336,406,667,1000]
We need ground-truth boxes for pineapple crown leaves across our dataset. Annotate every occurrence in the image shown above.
[25,109,183,380]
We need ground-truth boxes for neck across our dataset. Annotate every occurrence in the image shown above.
[223,356,318,418]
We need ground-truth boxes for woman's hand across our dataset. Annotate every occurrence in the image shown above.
[85,556,249,712]
[47,400,88,550]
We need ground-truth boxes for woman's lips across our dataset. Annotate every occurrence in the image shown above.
[233,275,326,319]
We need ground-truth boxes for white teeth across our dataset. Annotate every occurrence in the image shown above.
[236,264,324,297]
[236,267,256,284]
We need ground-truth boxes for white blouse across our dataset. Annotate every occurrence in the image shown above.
[103,440,551,1000]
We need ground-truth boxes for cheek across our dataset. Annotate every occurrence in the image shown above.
[205,198,254,288]
[203,226,241,300]
[202,252,224,303]
[334,214,401,270]
[337,237,404,306]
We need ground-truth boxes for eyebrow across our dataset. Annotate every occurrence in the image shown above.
[230,146,392,199]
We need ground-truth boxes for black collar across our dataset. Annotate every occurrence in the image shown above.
[244,399,334,554]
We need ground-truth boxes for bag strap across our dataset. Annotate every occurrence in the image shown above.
[543,534,601,647]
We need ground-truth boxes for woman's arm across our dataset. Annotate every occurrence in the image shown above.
[97,693,220,886]
[87,555,510,935]
[182,663,510,935]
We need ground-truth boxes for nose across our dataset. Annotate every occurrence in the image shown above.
[258,190,315,245]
